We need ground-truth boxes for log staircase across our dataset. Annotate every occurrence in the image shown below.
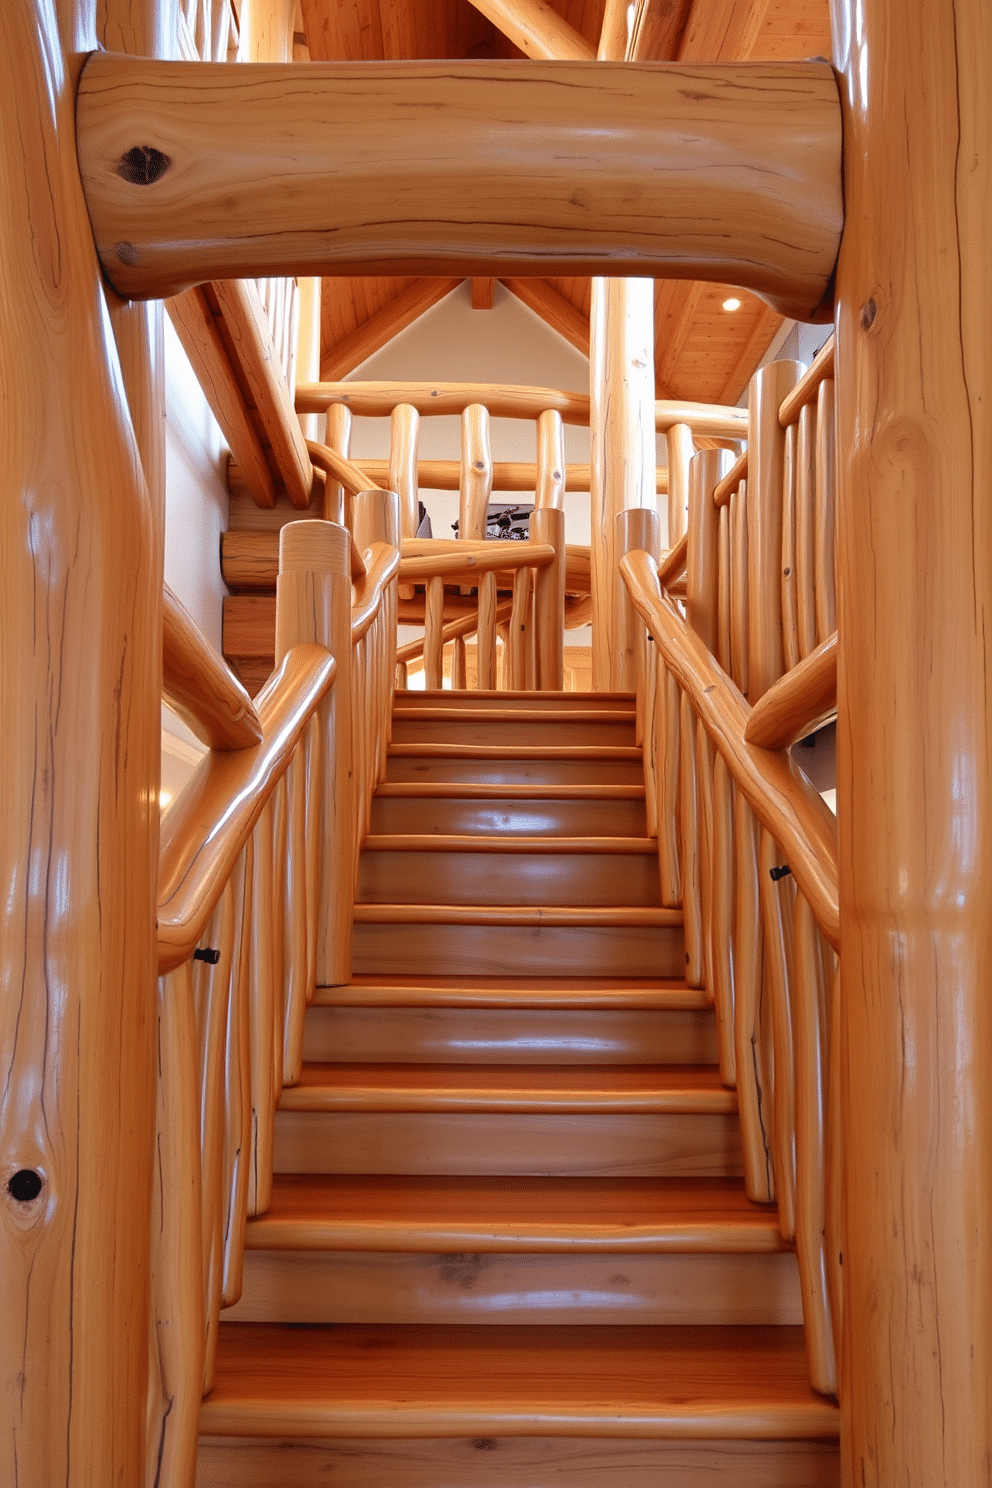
[197,689,840,1487]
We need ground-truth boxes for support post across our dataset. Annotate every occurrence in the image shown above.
[276,521,353,985]
[832,0,992,1481]
[530,506,565,691]
[615,507,660,693]
[746,360,804,701]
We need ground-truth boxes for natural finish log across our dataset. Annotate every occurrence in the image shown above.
[77,55,843,320]
[795,403,817,661]
[466,0,596,60]
[471,276,495,309]
[296,456,665,496]
[0,6,160,1482]
[389,404,420,540]
[620,552,838,948]
[590,276,656,687]
[501,277,591,358]
[758,829,796,1244]
[307,437,383,498]
[747,361,804,701]
[531,507,566,691]
[319,278,461,381]
[713,449,747,509]
[745,633,837,751]
[813,379,836,645]
[322,403,351,525]
[299,381,592,424]
[656,662,682,908]
[709,753,736,1084]
[168,285,277,508]
[781,424,800,673]
[509,566,533,689]
[687,450,732,655]
[729,485,750,697]
[163,581,262,749]
[399,541,554,585]
[679,694,703,989]
[460,404,492,543]
[615,509,660,694]
[475,571,499,691]
[732,792,774,1205]
[157,646,335,973]
[658,533,688,589]
[657,402,749,439]
[666,423,695,547]
[833,0,992,1476]
[535,409,566,510]
[777,335,834,430]
[212,277,313,509]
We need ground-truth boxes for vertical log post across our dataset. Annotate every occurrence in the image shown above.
[460,403,492,541]
[276,521,353,984]
[746,360,804,700]
[589,276,656,688]
[389,404,420,540]
[615,507,660,694]
[323,403,352,527]
[530,506,566,690]
[666,422,695,547]
[833,0,992,1480]
[687,448,732,655]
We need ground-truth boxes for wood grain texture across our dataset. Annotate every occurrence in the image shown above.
[758,828,797,1244]
[459,403,492,542]
[389,403,420,540]
[745,631,837,750]
[746,360,804,700]
[466,0,596,59]
[813,377,836,644]
[77,55,842,319]
[299,380,591,423]
[531,507,566,690]
[164,581,262,749]
[732,791,774,1205]
[687,448,731,653]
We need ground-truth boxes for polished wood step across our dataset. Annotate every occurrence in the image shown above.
[301,1003,719,1065]
[390,713,636,747]
[197,1433,840,1488]
[357,840,661,908]
[384,751,644,786]
[317,975,708,1010]
[279,1063,735,1115]
[200,1323,839,1439]
[370,788,648,837]
[352,915,686,978]
[244,1175,784,1252]
[392,689,637,713]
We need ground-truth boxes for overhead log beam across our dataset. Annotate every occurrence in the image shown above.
[465,0,596,61]
[76,56,842,322]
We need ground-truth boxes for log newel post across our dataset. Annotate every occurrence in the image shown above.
[276,520,354,985]
[832,0,992,1481]
[615,507,660,694]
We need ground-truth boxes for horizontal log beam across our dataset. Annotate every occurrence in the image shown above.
[297,381,591,423]
[76,55,842,320]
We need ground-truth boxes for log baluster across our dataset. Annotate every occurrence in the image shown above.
[795,401,817,661]
[729,483,750,697]
[747,360,804,700]
[710,754,737,1081]
[679,693,703,988]
[733,792,775,1204]
[758,828,797,1243]
[535,407,566,510]
[247,801,277,1218]
[531,505,566,690]
[323,403,352,527]
[460,403,492,542]
[615,508,660,695]
[476,571,498,689]
[221,834,254,1309]
[282,748,310,1085]
[813,377,836,644]
[781,424,800,673]
[666,422,695,547]
[509,565,532,689]
[655,662,682,907]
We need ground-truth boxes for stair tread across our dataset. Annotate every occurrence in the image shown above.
[353,903,682,926]
[246,1174,786,1252]
[317,976,708,1009]
[393,690,636,707]
[393,707,636,725]
[374,782,646,799]
[361,834,655,853]
[388,743,642,760]
[202,1322,838,1439]
[279,1063,736,1114]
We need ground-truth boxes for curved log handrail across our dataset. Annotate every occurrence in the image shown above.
[658,533,688,588]
[745,632,838,750]
[162,582,262,749]
[157,644,336,973]
[621,550,839,947]
[306,438,384,497]
[399,542,554,584]
[655,401,748,438]
[299,381,592,425]
[352,542,401,643]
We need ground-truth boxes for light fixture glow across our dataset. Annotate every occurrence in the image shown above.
[722,297,742,312]
[159,788,174,810]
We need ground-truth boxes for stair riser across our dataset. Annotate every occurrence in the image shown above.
[385,757,644,786]
[393,691,636,712]
[301,1007,719,1066]
[390,719,636,747]
[353,922,686,978]
[227,1249,802,1327]
[273,1111,743,1177]
[370,795,648,837]
[197,1436,840,1488]
[357,850,661,907]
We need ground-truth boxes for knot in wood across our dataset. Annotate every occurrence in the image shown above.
[117,145,171,186]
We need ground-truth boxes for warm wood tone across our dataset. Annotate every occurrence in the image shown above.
[370,788,646,837]
[615,509,660,693]
[745,632,837,750]
[164,582,262,749]
[621,553,838,947]
[197,1434,840,1488]
[687,449,731,654]
[746,360,804,701]
[389,404,420,540]
[353,903,682,929]
[319,278,461,380]
[399,541,553,584]
[729,484,750,695]
[831,2,992,1476]
[77,55,842,319]
[202,1322,836,1438]
[532,506,566,690]
[307,437,383,497]
[778,335,835,429]
[275,523,352,984]
[535,409,566,510]
[589,277,656,687]
[759,829,797,1245]
[169,285,278,508]
[471,276,495,309]
[501,277,591,357]
[665,423,695,546]
[459,403,492,542]
[322,403,351,524]
[352,919,685,979]
[713,448,748,509]
[658,532,688,588]
[299,380,592,424]
[357,845,660,909]
[813,378,836,645]
[795,402,817,660]
[158,646,335,973]
[467,0,596,60]
[257,457,664,497]
[321,976,704,1011]
[476,571,499,689]
[781,423,800,672]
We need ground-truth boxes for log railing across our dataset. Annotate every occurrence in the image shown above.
[150,492,400,1482]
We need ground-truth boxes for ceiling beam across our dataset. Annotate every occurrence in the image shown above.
[319,278,461,380]
[464,0,595,61]
[628,0,694,60]
[717,301,783,406]
[500,278,590,358]
[472,277,496,310]
[677,0,773,61]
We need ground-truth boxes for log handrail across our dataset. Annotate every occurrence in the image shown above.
[656,400,748,438]
[745,631,838,749]
[396,600,515,666]
[320,455,669,495]
[306,437,384,497]
[157,643,336,973]
[163,582,262,749]
[713,448,748,508]
[299,381,592,424]
[778,334,835,428]
[658,533,688,588]
[399,541,554,583]
[622,549,839,947]
[352,542,401,642]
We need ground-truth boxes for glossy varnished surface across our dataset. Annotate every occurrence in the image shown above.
[201,1323,837,1438]
[318,976,707,1010]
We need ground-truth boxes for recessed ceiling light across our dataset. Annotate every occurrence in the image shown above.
[722,297,742,312]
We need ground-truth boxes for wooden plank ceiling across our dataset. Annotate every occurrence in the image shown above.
[299,0,832,404]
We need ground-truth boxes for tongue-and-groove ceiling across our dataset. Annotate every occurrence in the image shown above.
[298,0,832,403]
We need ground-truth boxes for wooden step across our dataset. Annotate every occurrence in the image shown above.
[370,787,648,837]
[352,912,686,978]
[392,689,637,712]
[196,1434,840,1488]
[200,1322,839,1439]
[279,1063,736,1115]
[357,838,661,908]
[390,712,636,747]
[301,1003,719,1065]
[318,975,708,1009]
[385,749,644,786]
